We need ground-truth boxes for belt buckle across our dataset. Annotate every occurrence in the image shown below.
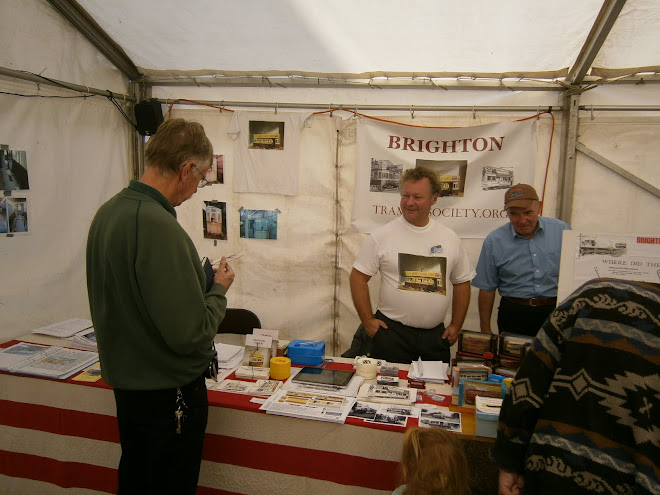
[529,297,541,307]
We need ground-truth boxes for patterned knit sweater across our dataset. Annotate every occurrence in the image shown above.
[491,278,660,495]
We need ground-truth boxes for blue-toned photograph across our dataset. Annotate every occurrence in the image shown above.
[240,209,278,240]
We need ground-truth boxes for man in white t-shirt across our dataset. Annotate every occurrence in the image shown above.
[348,167,475,364]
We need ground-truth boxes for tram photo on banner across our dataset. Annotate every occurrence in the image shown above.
[352,119,537,237]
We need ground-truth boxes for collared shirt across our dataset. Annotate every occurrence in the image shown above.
[472,216,571,298]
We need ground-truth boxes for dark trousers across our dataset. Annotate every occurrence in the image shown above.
[497,298,556,338]
[369,310,450,364]
[113,374,208,495]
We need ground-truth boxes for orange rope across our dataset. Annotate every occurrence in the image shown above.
[164,98,555,208]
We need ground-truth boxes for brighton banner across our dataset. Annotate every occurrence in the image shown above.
[351,118,537,237]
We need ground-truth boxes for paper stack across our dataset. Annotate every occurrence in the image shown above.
[235,366,270,380]
[215,343,244,369]
[31,318,93,338]
[408,359,449,383]
[72,328,97,351]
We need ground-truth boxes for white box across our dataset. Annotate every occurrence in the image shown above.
[475,396,502,439]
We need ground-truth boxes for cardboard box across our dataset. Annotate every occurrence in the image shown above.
[288,340,325,366]
[475,396,503,439]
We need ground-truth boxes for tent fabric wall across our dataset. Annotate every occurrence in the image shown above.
[0,0,132,343]
[2,0,126,94]
[1,0,659,351]
[166,108,564,354]
[171,109,340,346]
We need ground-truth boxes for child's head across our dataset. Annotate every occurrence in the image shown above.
[400,427,470,495]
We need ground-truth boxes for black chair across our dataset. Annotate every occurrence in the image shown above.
[217,308,261,335]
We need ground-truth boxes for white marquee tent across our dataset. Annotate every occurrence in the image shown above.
[1,0,659,353]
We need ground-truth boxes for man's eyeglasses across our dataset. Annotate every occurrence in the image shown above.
[192,163,208,188]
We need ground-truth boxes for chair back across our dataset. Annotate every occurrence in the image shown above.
[217,308,261,334]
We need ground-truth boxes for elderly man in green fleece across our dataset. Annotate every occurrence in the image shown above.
[86,118,234,495]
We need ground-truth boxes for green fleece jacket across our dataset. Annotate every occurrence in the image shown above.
[86,180,227,390]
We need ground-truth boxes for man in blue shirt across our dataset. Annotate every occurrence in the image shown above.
[472,184,571,337]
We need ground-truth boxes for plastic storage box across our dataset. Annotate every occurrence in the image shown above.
[475,396,503,439]
[288,340,325,366]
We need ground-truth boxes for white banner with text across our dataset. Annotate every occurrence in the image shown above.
[351,118,537,237]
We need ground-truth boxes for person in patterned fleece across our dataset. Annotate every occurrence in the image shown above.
[492,278,660,495]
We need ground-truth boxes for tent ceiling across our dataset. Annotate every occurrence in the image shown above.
[73,0,660,87]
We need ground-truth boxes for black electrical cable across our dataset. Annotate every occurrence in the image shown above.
[1,70,138,130]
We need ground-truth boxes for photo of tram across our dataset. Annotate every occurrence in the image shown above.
[481,166,513,190]
[397,253,447,295]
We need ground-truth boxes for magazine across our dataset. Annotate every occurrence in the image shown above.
[0,342,99,380]
[259,389,356,424]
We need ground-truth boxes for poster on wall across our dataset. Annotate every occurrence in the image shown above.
[202,154,224,185]
[0,147,30,191]
[1,196,29,234]
[239,208,279,240]
[558,231,660,302]
[228,111,312,196]
[351,119,537,237]
[202,201,227,240]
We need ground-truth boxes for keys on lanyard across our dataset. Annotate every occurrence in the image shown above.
[175,387,187,435]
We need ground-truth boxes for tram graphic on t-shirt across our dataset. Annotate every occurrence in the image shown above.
[397,253,447,295]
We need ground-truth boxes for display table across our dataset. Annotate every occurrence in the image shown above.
[0,336,498,495]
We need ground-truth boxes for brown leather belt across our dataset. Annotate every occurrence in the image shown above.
[502,296,557,307]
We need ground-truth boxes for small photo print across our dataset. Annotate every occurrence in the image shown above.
[0,198,8,234]
[203,154,224,185]
[248,121,285,150]
[0,148,30,191]
[419,406,462,432]
[349,401,378,420]
[370,158,403,193]
[202,201,227,240]
[481,166,513,191]
[367,412,408,426]
[240,209,278,240]
[6,197,28,233]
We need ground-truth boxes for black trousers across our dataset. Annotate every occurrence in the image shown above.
[369,310,450,364]
[497,298,556,338]
[113,374,208,495]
